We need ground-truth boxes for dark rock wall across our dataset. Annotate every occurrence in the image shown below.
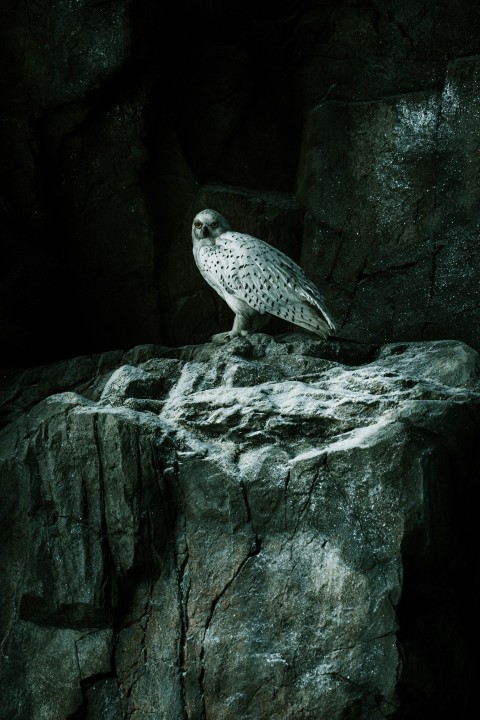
[1,0,480,363]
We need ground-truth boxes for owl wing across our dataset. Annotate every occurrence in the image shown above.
[216,232,336,333]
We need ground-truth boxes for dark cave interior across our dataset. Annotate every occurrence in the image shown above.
[1,0,480,365]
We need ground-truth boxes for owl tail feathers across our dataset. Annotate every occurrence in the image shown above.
[298,288,337,333]
[293,303,337,339]
[295,317,333,339]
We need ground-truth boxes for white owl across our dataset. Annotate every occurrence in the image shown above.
[192,208,336,343]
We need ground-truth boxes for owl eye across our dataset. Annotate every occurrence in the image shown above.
[194,221,202,229]
[211,222,219,228]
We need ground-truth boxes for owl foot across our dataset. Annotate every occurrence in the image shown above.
[211,330,250,344]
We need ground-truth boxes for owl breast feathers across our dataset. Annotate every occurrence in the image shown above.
[192,208,336,343]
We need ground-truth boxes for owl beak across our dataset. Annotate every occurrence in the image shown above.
[202,226,210,238]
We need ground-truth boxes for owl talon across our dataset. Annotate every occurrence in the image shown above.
[211,331,233,344]
[211,329,251,343]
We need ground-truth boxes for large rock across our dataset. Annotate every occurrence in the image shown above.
[297,54,480,349]
[290,1,480,107]
[0,335,478,719]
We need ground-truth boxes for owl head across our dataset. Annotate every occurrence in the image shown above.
[192,209,231,242]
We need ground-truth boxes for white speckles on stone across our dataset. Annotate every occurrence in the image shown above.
[290,447,326,467]
[325,414,395,453]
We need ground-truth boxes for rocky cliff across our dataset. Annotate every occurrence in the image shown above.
[1,335,478,719]
[1,2,479,718]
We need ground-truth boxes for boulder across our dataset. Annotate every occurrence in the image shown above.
[1,335,478,718]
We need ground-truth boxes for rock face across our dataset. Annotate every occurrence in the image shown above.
[1,335,478,719]
[1,1,480,361]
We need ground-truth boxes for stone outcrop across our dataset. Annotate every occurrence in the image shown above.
[1,335,478,718]
[1,4,479,718]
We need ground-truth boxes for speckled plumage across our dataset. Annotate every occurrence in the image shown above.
[192,208,336,342]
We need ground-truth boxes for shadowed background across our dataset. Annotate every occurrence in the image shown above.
[1,0,480,364]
